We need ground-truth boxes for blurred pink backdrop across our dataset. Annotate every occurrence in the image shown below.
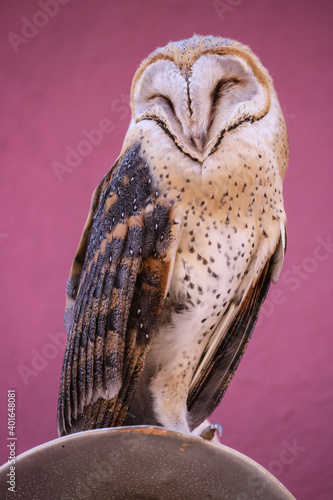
[1,1,332,498]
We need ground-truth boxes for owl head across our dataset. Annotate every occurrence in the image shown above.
[129,35,285,165]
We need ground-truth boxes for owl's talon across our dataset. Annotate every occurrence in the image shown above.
[199,423,223,441]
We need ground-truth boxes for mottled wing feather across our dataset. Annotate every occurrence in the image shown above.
[58,144,179,436]
[63,158,120,334]
[188,239,284,430]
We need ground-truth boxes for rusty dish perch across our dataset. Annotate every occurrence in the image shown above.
[0,426,295,499]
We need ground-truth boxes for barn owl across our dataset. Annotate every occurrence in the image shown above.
[57,35,289,438]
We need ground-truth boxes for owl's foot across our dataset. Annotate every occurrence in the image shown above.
[198,423,222,442]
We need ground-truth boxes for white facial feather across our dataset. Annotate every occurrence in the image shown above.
[189,55,259,141]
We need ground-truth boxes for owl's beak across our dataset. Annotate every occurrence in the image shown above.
[192,134,205,152]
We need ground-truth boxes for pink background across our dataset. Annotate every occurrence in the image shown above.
[1,0,332,498]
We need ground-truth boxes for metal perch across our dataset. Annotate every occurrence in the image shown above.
[0,425,295,499]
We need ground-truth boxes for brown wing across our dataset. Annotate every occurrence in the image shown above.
[57,144,179,436]
[187,236,285,430]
